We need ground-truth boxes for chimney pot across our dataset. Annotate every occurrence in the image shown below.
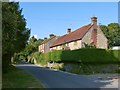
[91,16,97,24]
[44,37,47,40]
[67,28,71,34]
[49,34,54,38]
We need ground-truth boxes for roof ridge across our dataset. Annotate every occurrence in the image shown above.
[70,23,92,34]
[51,23,93,47]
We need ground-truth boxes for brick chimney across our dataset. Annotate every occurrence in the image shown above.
[49,34,55,38]
[91,16,97,24]
[67,28,71,34]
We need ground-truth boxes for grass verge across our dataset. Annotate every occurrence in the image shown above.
[2,65,44,89]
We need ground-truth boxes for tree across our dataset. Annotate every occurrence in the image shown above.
[100,23,120,48]
[27,36,44,52]
[2,2,30,72]
[35,38,44,49]
[29,36,37,45]
[14,36,43,63]
[107,23,120,46]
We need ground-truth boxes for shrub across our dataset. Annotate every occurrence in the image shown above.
[46,49,119,64]
[32,49,120,65]
[59,48,117,64]
[111,50,120,61]
[51,65,61,70]
[50,50,62,62]
[38,53,48,65]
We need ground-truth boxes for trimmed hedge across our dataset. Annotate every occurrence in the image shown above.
[111,50,120,61]
[50,50,62,62]
[37,49,120,64]
[61,48,120,64]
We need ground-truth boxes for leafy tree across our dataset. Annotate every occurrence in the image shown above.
[35,38,44,49]
[100,23,120,48]
[107,23,120,46]
[2,2,30,72]
[28,36,37,45]
[26,36,43,54]
[14,36,43,63]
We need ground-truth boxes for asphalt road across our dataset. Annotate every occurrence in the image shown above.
[15,62,118,88]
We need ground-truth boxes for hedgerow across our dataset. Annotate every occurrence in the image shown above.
[35,49,120,64]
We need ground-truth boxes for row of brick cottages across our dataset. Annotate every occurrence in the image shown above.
[38,16,108,53]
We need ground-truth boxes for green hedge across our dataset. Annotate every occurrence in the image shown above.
[111,50,120,61]
[37,49,120,64]
[50,50,62,62]
[61,48,120,64]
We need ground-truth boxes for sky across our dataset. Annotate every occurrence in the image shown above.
[11,0,119,2]
[19,2,118,39]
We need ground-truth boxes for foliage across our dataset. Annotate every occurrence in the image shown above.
[2,2,30,72]
[83,42,96,48]
[38,53,48,65]
[28,36,37,45]
[29,52,40,64]
[34,38,44,49]
[13,36,43,64]
[63,63,119,74]
[111,50,120,61]
[27,36,43,52]
[34,49,120,65]
[51,64,62,70]
[25,36,40,55]
[26,52,47,65]
[50,50,62,62]
[61,49,119,64]
[100,23,120,48]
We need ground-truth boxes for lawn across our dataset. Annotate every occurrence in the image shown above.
[2,65,44,89]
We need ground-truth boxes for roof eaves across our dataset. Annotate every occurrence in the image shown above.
[50,38,82,48]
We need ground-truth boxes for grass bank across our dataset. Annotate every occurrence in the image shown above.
[2,65,44,89]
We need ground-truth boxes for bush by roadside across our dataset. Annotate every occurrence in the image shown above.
[15,49,120,75]
[36,49,120,64]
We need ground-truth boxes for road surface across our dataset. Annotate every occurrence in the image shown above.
[15,62,119,88]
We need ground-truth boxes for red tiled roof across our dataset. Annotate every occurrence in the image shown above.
[51,23,94,47]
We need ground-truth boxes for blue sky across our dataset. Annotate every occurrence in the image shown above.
[19,2,118,39]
